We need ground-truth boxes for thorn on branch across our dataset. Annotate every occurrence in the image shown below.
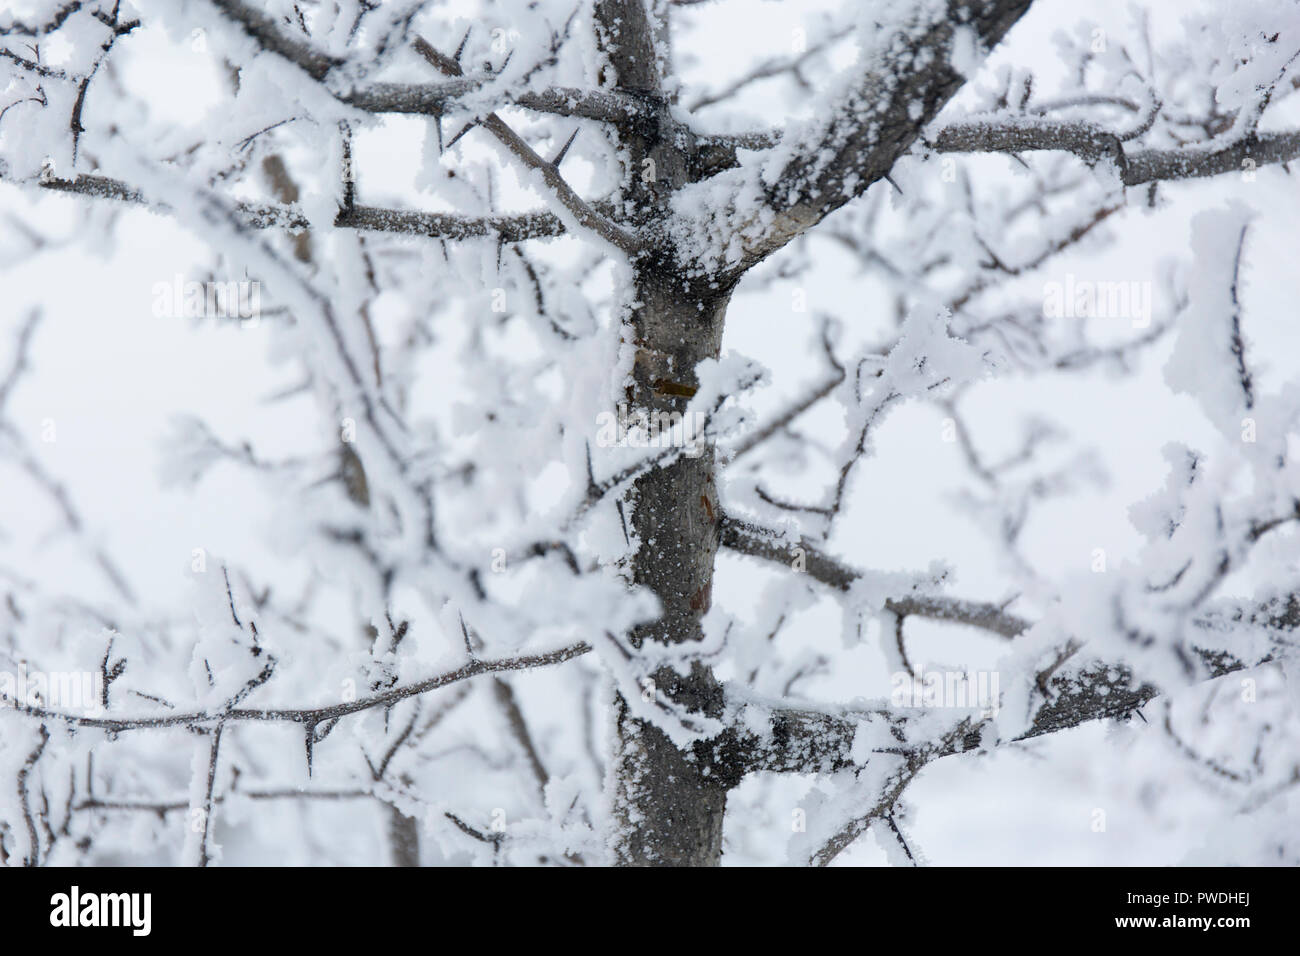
[550,128,580,167]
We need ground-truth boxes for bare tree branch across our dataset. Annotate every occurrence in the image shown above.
[190,725,223,867]
[3,166,582,241]
[16,725,48,867]
[809,720,973,866]
[209,0,341,81]
[718,514,1031,638]
[346,81,639,123]
[491,678,550,796]
[935,122,1300,186]
[687,24,852,112]
[8,641,593,733]
[738,0,1035,270]
[411,35,640,253]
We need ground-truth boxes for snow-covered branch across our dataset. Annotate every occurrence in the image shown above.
[934,121,1300,186]
[733,0,1035,270]
[8,641,593,735]
[10,167,580,241]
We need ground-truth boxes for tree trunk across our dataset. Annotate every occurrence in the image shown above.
[589,0,740,866]
[386,804,421,867]
[611,268,734,866]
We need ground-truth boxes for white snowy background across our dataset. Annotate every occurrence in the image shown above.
[2,0,1298,864]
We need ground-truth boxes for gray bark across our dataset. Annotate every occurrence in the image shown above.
[589,0,745,865]
[386,804,421,867]
[612,270,734,865]
[600,0,1039,866]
